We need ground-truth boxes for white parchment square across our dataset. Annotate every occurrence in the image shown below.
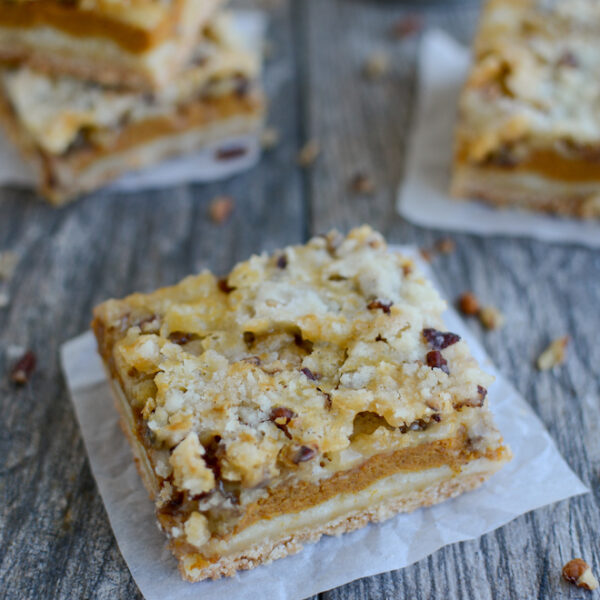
[60,247,588,600]
[398,30,600,248]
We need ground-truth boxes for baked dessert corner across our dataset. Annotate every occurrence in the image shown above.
[92,225,511,582]
[451,0,600,219]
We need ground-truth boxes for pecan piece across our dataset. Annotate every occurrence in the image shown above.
[367,299,392,314]
[297,140,320,167]
[537,336,569,371]
[349,172,375,195]
[562,558,598,590]
[208,195,234,224]
[270,407,297,440]
[300,367,319,381]
[276,254,288,269]
[422,328,460,350]
[292,445,317,464]
[426,350,449,375]
[11,350,36,385]
[479,305,504,330]
[457,292,480,316]
[218,278,235,294]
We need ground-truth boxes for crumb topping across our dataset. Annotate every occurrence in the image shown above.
[95,227,494,503]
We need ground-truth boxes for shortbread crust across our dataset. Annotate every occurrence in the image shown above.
[92,227,511,581]
[451,0,600,219]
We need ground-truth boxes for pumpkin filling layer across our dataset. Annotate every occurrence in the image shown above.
[0,0,187,53]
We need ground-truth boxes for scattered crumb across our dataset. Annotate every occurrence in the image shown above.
[208,196,235,225]
[457,292,480,316]
[562,558,598,590]
[419,248,433,262]
[10,349,36,385]
[435,238,456,254]
[261,127,280,150]
[349,172,375,195]
[537,336,569,371]
[363,51,389,80]
[391,15,423,39]
[0,291,9,308]
[297,140,320,167]
[479,305,505,330]
[0,251,18,281]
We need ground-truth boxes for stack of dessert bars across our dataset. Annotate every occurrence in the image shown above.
[0,0,265,204]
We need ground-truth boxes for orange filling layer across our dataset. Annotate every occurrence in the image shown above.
[62,91,263,170]
[0,0,184,53]
[459,148,600,182]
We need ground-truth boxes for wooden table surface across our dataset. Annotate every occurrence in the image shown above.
[1,1,599,598]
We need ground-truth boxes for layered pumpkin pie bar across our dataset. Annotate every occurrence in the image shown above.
[451,0,600,219]
[0,0,221,89]
[92,226,511,582]
[0,13,264,204]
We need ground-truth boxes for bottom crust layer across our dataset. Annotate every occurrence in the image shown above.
[451,166,600,219]
[180,463,499,581]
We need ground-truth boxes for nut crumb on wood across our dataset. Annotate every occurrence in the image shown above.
[0,251,18,281]
[260,126,279,150]
[208,196,234,225]
[479,305,504,330]
[349,172,375,195]
[435,238,456,254]
[562,558,599,590]
[10,349,36,384]
[363,51,389,80]
[297,140,320,167]
[457,292,480,316]
[391,15,423,39]
[537,336,569,371]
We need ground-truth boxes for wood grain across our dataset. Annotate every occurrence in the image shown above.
[0,1,598,598]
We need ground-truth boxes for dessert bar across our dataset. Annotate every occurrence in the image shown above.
[0,0,222,89]
[451,0,600,219]
[92,226,510,582]
[0,14,264,204]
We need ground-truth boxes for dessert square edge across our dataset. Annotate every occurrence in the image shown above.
[91,226,511,582]
[451,0,600,220]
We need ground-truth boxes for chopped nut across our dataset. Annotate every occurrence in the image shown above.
[260,126,279,150]
[0,251,18,281]
[537,336,569,371]
[217,278,234,294]
[349,172,375,195]
[270,406,297,439]
[562,558,598,590]
[363,51,389,80]
[457,292,480,316]
[10,350,36,385]
[435,238,456,254]
[479,305,504,330]
[422,328,460,349]
[419,248,433,262]
[297,139,320,167]
[292,445,318,464]
[208,196,234,225]
[367,299,393,314]
[391,15,423,39]
[276,254,287,269]
[300,367,319,381]
[426,350,449,375]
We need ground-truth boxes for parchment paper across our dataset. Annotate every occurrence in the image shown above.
[0,11,265,194]
[60,247,588,600]
[398,30,600,248]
